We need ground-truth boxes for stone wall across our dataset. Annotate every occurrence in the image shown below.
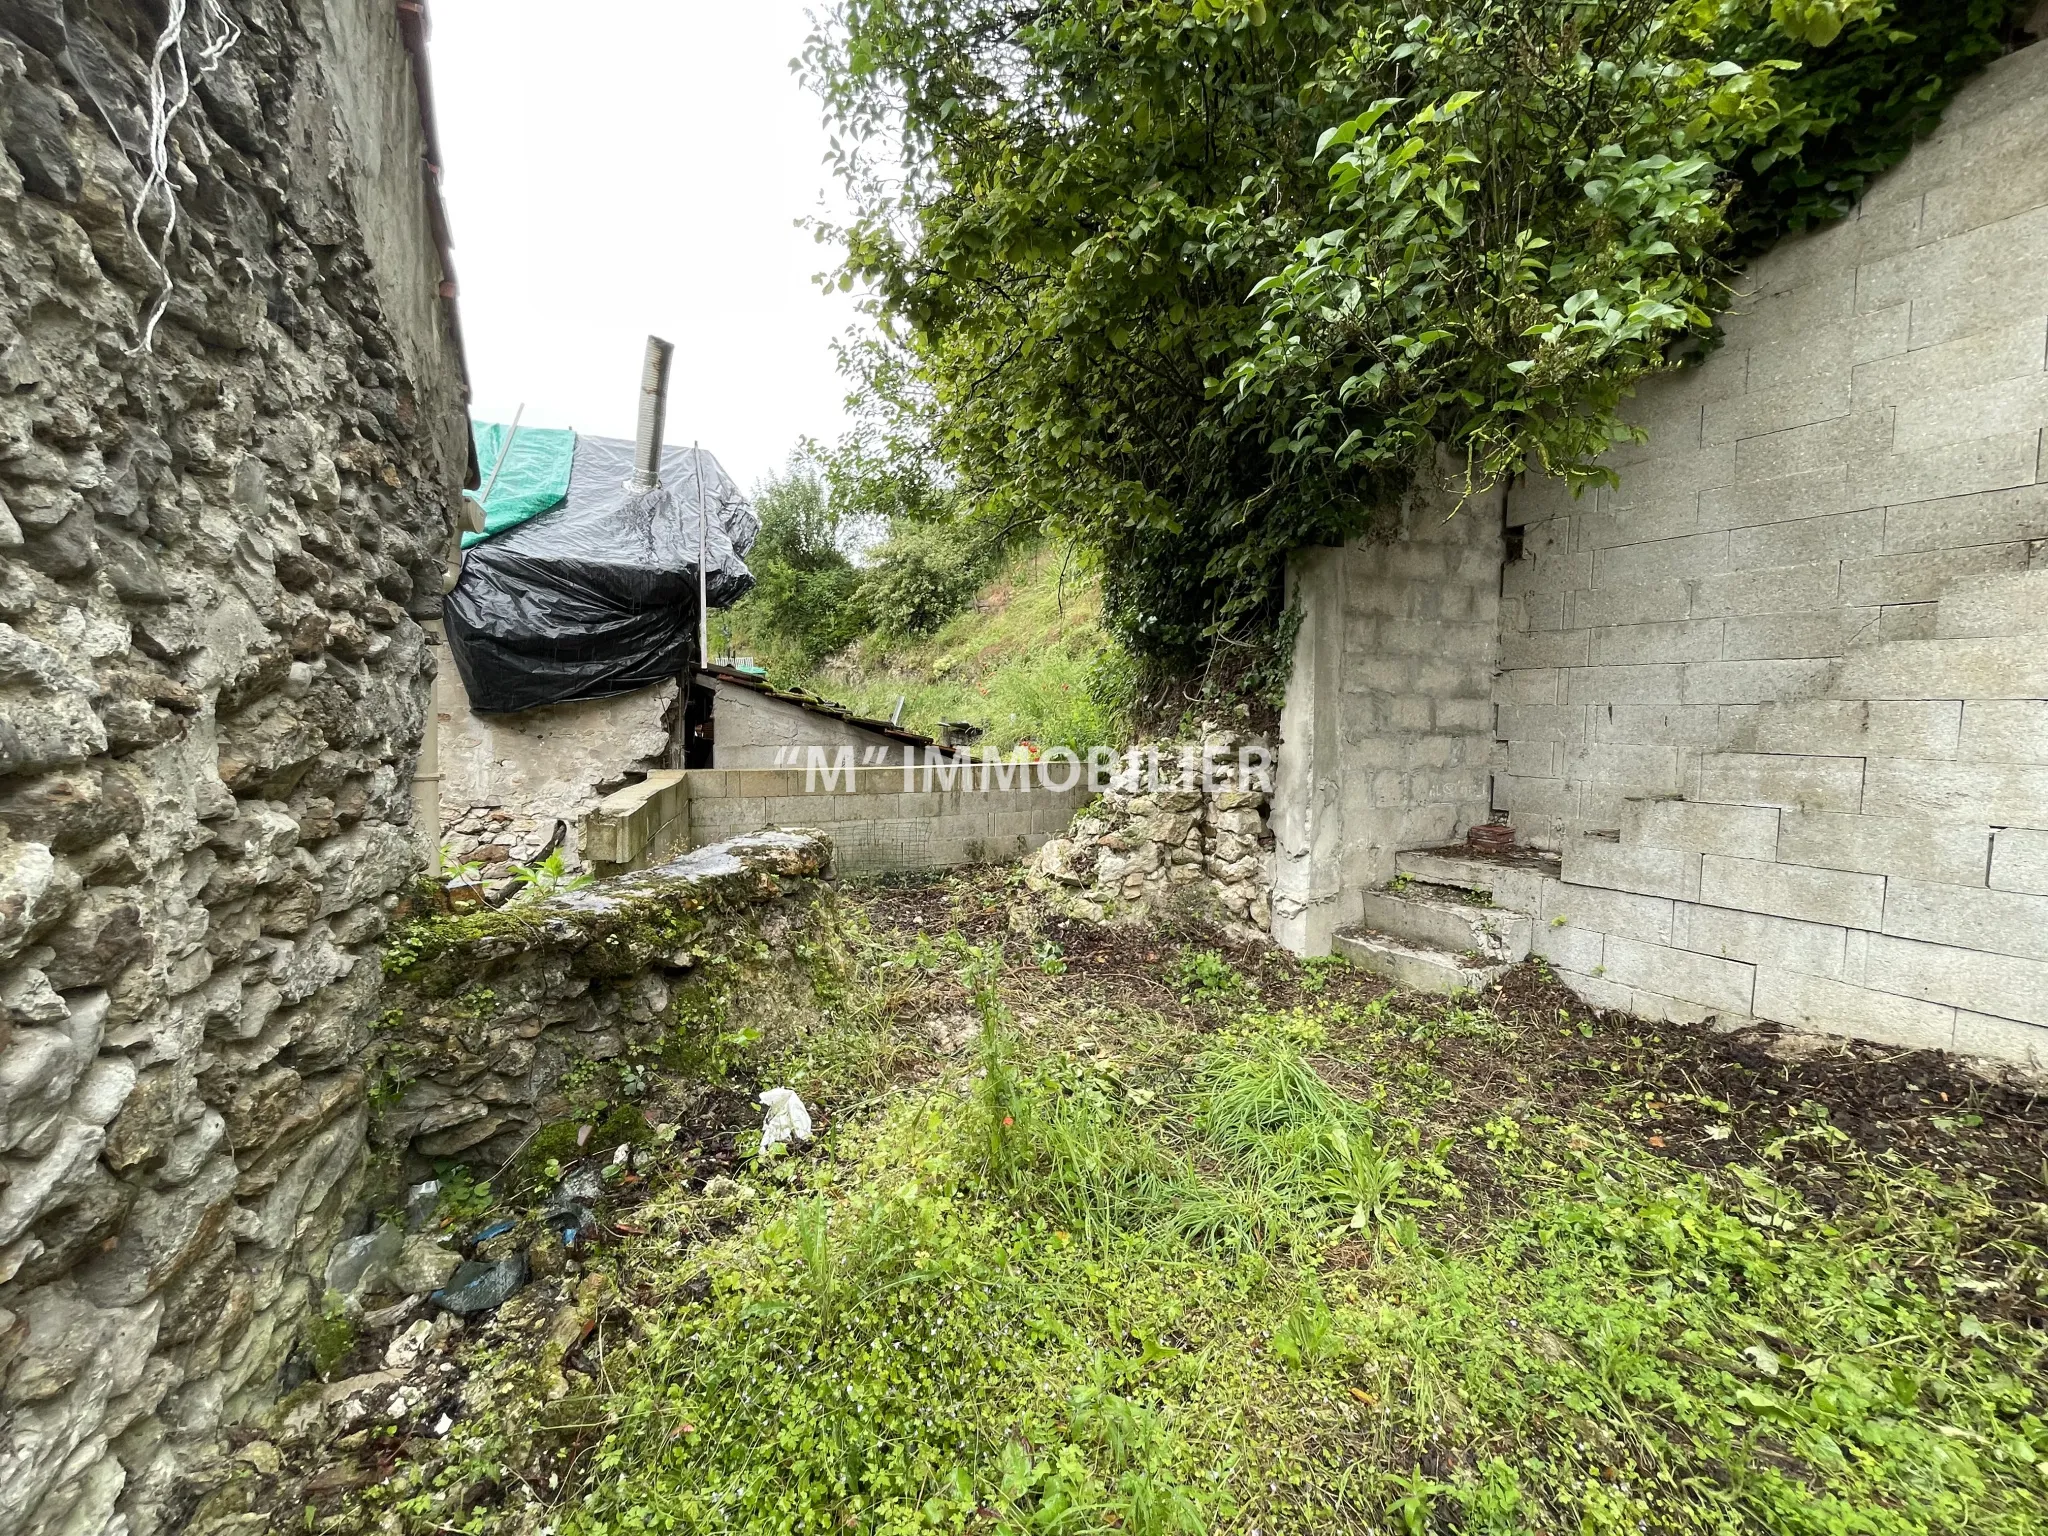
[1269,473,1505,954]
[1028,733,1274,935]
[1492,39,2048,1066]
[0,3,469,1533]
[375,830,835,1178]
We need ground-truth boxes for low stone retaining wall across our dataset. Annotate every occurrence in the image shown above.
[581,762,1095,877]
[373,830,837,1179]
[1028,733,1275,934]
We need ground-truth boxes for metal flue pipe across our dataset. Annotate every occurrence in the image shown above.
[630,335,675,490]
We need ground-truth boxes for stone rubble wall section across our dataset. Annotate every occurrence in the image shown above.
[1029,735,1274,934]
[1496,41,2048,1068]
[376,831,835,1176]
[0,5,469,1535]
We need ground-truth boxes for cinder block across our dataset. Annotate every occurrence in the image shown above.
[1498,668,1562,705]
[1721,610,1882,660]
[1436,697,1493,733]
[1698,753,1865,813]
[1561,841,1700,900]
[1727,508,1885,570]
[1989,827,2048,895]
[1890,372,2048,459]
[1504,550,1593,597]
[1343,653,1419,695]
[1681,659,1835,705]
[1753,966,1956,1048]
[1879,604,1939,642]
[1883,877,2048,963]
[1589,620,1723,665]
[1933,570,2048,639]
[1958,701,2048,764]
[1564,665,1686,707]
[1952,1010,2048,1069]
[1846,432,2039,514]
[1592,705,1723,747]
[1864,757,2048,824]
[1539,878,1676,943]
[1696,465,1849,533]
[1724,699,1961,760]
[1569,582,1693,629]
[1689,561,1842,619]
[1864,932,2048,1028]
[1833,635,2048,701]
[1734,410,1892,484]
[1594,531,1730,588]
[1700,853,1885,929]
[1600,934,1756,1015]
[1839,542,2029,607]
[1676,902,1848,979]
[1551,965,1640,1016]
[1624,799,1780,859]
[1532,921,1605,973]
[1703,374,1853,448]
[1851,317,2046,412]
[1777,811,1991,887]
[1561,741,1682,791]
[1572,497,1699,551]
[1498,629,1592,669]
[1881,483,2048,554]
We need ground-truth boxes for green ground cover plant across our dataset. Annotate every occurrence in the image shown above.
[284,875,2047,1536]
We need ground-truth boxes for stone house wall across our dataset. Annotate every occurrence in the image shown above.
[0,4,469,1533]
[1275,39,2048,1069]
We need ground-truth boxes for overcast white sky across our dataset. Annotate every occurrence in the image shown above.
[430,1,860,491]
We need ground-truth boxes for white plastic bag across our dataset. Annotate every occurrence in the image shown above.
[757,1087,813,1154]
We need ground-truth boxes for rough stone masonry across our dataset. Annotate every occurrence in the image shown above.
[0,3,468,1533]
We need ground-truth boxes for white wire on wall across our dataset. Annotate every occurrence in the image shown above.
[127,0,242,355]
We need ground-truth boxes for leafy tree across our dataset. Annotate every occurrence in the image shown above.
[805,0,2012,684]
[730,461,867,669]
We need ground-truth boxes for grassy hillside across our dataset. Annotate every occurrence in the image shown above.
[789,545,1122,754]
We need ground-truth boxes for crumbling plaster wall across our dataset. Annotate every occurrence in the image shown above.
[0,3,469,1532]
[436,670,678,877]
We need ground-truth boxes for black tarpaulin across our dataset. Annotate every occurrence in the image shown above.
[443,436,758,714]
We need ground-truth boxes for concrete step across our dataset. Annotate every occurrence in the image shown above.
[1358,886,1532,963]
[1333,927,1509,997]
[1393,846,1557,915]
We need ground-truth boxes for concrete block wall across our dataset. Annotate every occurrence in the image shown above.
[1271,474,1505,953]
[585,763,1096,876]
[1495,40,2048,1067]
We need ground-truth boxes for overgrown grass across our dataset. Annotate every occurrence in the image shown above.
[789,545,1121,754]
[340,918,2048,1536]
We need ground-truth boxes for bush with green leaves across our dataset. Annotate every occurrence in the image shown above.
[806,0,2025,684]
[727,461,869,671]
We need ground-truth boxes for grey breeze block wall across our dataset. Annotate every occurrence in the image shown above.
[0,5,469,1535]
[1493,39,2048,1067]
[1270,475,1506,955]
[1274,40,2048,1069]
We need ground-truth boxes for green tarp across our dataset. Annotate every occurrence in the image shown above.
[463,421,576,547]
